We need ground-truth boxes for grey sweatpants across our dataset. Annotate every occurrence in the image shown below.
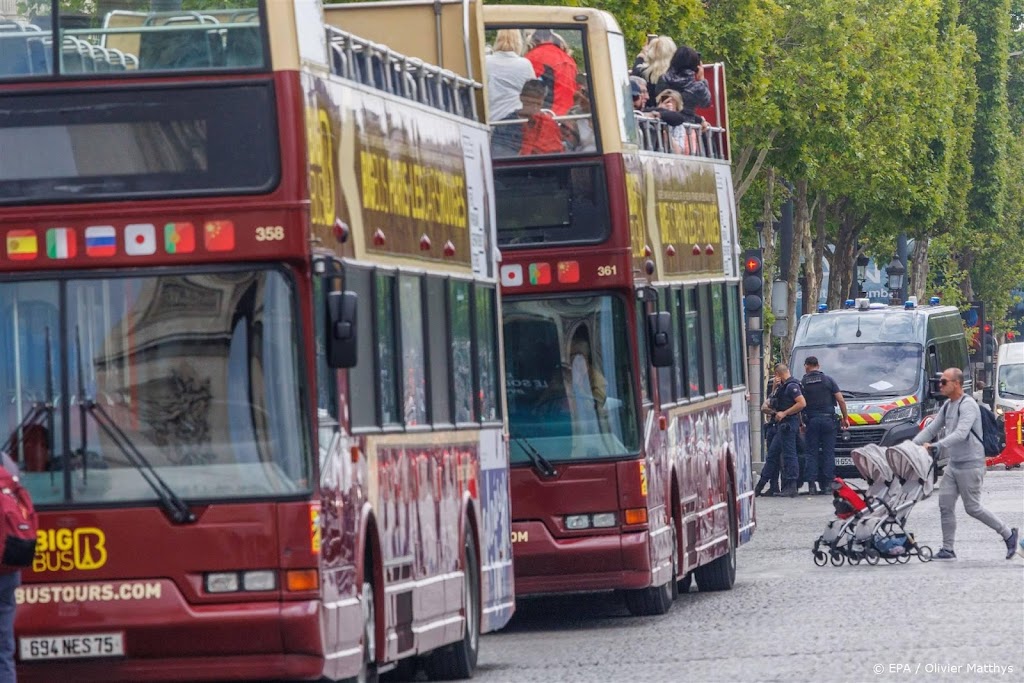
[938,466,1010,551]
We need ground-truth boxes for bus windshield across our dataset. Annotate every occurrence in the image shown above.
[0,268,310,506]
[791,344,922,398]
[998,364,1024,399]
[503,295,638,463]
[0,0,265,79]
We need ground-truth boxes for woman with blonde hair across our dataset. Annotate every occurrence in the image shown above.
[486,29,536,121]
[655,89,700,155]
[632,35,676,102]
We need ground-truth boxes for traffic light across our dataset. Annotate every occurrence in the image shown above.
[742,249,764,317]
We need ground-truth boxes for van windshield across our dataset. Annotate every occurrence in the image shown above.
[997,364,1024,399]
[791,344,922,398]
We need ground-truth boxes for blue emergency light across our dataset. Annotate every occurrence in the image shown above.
[844,299,855,309]
[817,304,828,312]
[929,296,940,305]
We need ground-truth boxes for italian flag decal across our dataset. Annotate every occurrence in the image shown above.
[46,228,76,259]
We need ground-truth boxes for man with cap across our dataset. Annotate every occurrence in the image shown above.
[800,356,849,494]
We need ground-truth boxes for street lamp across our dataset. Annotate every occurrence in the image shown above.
[856,254,870,297]
[885,255,906,305]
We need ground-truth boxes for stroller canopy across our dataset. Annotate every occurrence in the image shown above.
[886,442,934,497]
[851,444,893,484]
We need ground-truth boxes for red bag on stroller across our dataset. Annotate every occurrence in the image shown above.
[831,477,867,519]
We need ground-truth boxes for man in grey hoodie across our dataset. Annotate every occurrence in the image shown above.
[914,367,1019,560]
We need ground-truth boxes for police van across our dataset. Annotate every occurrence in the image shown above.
[789,297,970,477]
[986,342,1024,420]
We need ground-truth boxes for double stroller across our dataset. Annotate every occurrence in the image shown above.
[812,442,936,566]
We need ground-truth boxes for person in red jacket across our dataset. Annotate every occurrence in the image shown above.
[524,29,578,115]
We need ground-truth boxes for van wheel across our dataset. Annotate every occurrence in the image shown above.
[424,531,479,680]
[695,482,737,592]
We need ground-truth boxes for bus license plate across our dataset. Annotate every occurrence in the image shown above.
[20,632,124,660]
[835,457,853,466]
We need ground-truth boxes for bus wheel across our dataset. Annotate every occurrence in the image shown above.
[350,578,378,683]
[624,522,674,616]
[695,482,737,592]
[425,531,480,680]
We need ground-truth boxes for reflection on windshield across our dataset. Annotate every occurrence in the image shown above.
[0,270,309,507]
[998,364,1024,398]
[791,344,922,397]
[503,295,638,462]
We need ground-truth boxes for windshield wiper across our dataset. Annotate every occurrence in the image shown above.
[842,390,874,398]
[999,390,1024,399]
[75,327,194,524]
[514,437,558,478]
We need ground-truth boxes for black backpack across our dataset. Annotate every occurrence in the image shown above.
[971,401,1002,457]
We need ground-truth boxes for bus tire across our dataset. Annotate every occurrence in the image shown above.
[624,520,675,617]
[695,482,737,592]
[424,530,480,680]
[342,574,379,683]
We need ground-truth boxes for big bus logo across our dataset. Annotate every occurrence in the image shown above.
[33,528,108,573]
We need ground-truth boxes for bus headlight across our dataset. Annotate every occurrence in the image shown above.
[591,513,617,528]
[565,515,591,530]
[881,405,921,424]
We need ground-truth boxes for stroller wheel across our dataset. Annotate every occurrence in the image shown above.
[813,551,828,567]
[829,551,845,567]
[848,552,862,565]
[884,555,899,564]
[918,546,933,562]
[864,548,880,565]
[896,553,911,564]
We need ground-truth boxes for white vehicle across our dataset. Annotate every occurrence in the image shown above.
[990,342,1024,419]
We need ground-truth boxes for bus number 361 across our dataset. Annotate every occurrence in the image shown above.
[256,226,285,241]
[597,265,617,277]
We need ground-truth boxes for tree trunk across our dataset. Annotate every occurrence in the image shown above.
[957,252,975,302]
[827,203,864,309]
[909,237,930,302]
[806,193,827,312]
[786,180,811,358]
[761,169,775,361]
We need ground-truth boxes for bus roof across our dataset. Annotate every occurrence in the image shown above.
[482,5,622,34]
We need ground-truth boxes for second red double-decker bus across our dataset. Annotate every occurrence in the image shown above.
[0,0,511,680]
[483,6,754,615]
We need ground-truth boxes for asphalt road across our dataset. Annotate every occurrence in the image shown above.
[472,469,1024,683]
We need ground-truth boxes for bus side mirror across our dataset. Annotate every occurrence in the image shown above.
[647,311,673,368]
[982,386,994,406]
[327,290,358,369]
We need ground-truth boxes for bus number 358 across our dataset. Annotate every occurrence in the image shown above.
[255,226,285,241]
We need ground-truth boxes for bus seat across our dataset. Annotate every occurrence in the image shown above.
[20,425,50,473]
[0,22,33,76]
[139,15,225,70]
[224,26,261,68]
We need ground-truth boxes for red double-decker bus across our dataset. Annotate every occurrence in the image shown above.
[483,6,754,615]
[0,1,512,680]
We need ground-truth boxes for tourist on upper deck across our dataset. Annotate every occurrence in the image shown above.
[632,35,676,103]
[654,89,705,155]
[630,76,650,111]
[524,28,578,115]
[655,45,711,122]
[486,29,536,121]
[490,79,565,157]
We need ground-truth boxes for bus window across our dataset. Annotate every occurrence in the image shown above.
[494,163,610,247]
[450,280,476,423]
[347,266,376,429]
[0,1,266,79]
[398,275,426,427]
[711,285,728,391]
[727,284,745,388]
[375,272,400,426]
[485,26,595,157]
[606,32,639,145]
[426,276,452,426]
[475,285,500,423]
[683,287,702,397]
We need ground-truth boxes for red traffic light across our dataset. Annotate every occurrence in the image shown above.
[744,256,762,274]
[984,323,992,333]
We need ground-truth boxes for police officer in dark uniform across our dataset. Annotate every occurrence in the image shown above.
[800,356,850,495]
[758,363,806,497]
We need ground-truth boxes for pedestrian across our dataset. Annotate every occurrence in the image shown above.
[754,377,781,496]
[913,367,1019,560]
[485,29,536,121]
[800,356,850,495]
[0,451,22,683]
[758,364,806,497]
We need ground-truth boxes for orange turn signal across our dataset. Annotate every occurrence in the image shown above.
[623,508,648,525]
[285,569,319,592]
